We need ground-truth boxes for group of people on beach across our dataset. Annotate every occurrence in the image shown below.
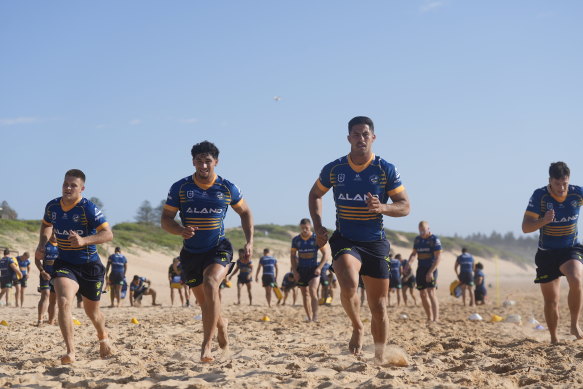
[2,115,580,364]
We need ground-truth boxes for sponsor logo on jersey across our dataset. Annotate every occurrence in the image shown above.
[354,174,362,181]
[185,207,223,214]
[554,215,579,223]
[62,213,68,220]
[571,200,579,208]
[337,193,379,201]
[54,229,84,236]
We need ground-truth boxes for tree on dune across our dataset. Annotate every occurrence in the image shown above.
[0,201,18,220]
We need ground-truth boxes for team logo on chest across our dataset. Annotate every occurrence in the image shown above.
[186,190,194,199]
[547,203,553,210]
[51,212,57,221]
[73,214,79,223]
[217,192,224,200]
[337,173,345,183]
[369,175,379,184]
[571,200,579,208]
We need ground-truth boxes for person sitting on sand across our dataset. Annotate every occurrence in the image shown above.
[280,271,297,306]
[130,275,159,307]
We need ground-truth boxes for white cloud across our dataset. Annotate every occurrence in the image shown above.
[179,118,199,124]
[0,117,40,126]
[420,1,445,12]
[129,119,142,126]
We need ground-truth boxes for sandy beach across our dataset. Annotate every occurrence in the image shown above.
[1,244,583,388]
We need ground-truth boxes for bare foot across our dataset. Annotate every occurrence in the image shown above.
[200,342,214,362]
[349,327,364,355]
[99,338,113,358]
[200,356,214,363]
[61,353,76,365]
[374,343,385,364]
[551,336,559,345]
[217,318,229,350]
[571,325,583,340]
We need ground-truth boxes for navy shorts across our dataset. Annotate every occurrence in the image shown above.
[238,274,252,284]
[262,274,275,287]
[39,275,55,292]
[180,239,233,288]
[475,286,487,301]
[53,260,105,301]
[389,275,402,289]
[14,277,28,287]
[329,231,391,279]
[402,275,416,288]
[0,277,13,289]
[416,266,438,290]
[320,276,330,286]
[534,244,583,283]
[297,266,318,287]
[109,271,125,285]
[459,271,474,286]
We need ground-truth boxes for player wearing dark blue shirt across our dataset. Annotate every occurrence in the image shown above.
[105,247,128,308]
[408,221,442,322]
[34,169,113,364]
[161,141,254,362]
[228,249,254,305]
[0,248,22,305]
[455,248,475,307]
[388,254,403,307]
[36,237,59,326]
[400,256,417,306]
[474,263,487,305]
[291,218,329,322]
[255,248,279,307]
[129,275,158,306]
[522,161,583,344]
[308,116,410,361]
[13,252,31,307]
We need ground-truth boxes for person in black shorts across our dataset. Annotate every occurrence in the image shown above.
[522,161,583,343]
[34,169,113,364]
[309,116,410,361]
[161,141,254,362]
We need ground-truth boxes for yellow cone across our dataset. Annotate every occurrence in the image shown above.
[0,320,8,326]
[491,314,503,323]
[261,315,270,322]
[72,319,81,325]
[131,317,140,324]
[225,281,232,288]
[318,297,325,305]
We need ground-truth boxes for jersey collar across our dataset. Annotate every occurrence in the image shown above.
[348,153,375,173]
[60,197,82,212]
[547,185,567,203]
[193,173,217,190]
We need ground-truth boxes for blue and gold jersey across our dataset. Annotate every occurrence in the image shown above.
[108,253,127,274]
[16,256,31,276]
[389,258,401,279]
[165,174,243,254]
[317,154,404,242]
[44,242,59,274]
[525,185,583,250]
[237,260,253,276]
[42,197,108,265]
[456,253,474,274]
[413,235,442,267]
[259,256,277,276]
[291,233,319,268]
[130,277,147,292]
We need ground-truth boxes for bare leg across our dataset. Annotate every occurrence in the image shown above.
[264,286,272,307]
[309,277,320,321]
[48,292,57,324]
[14,284,21,307]
[236,283,242,305]
[300,286,311,319]
[402,286,408,306]
[428,288,439,322]
[334,254,364,355]
[540,279,561,344]
[194,264,230,362]
[82,297,111,358]
[419,289,432,321]
[54,277,80,364]
[246,283,252,305]
[468,286,475,307]
[38,289,50,325]
[20,285,26,307]
[170,287,175,306]
[410,288,417,305]
[363,276,390,363]
[114,285,122,307]
[560,260,583,339]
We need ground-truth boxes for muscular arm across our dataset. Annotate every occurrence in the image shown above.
[366,189,411,217]
[408,249,418,267]
[229,264,240,280]
[290,249,299,276]
[316,245,330,272]
[255,263,262,282]
[308,183,329,247]
[35,223,53,263]
[429,251,441,274]
[232,200,254,260]
[69,225,113,247]
[522,211,554,234]
[161,208,196,239]
[454,261,460,276]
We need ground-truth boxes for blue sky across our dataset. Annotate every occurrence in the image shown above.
[1,1,582,238]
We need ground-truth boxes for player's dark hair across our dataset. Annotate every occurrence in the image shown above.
[191,141,219,159]
[65,169,86,182]
[263,248,270,254]
[133,275,139,280]
[549,162,570,179]
[238,248,245,255]
[299,218,311,225]
[475,262,484,270]
[462,248,468,253]
[3,248,9,255]
[348,116,374,133]
[395,254,402,260]
[115,247,121,253]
